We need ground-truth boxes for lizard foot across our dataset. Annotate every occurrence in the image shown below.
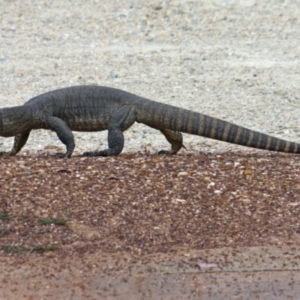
[158,150,174,155]
[83,151,107,157]
[55,152,71,159]
[83,149,116,157]
[158,143,187,155]
[83,151,98,157]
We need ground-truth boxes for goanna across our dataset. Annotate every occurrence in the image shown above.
[0,85,299,158]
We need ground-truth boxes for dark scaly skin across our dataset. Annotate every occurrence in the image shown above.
[0,85,299,158]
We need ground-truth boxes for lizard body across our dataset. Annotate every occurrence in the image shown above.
[0,85,299,158]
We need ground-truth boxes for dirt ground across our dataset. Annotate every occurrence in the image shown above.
[1,0,300,299]
[1,151,300,298]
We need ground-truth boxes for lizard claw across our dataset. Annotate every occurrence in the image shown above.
[83,151,96,157]
[158,150,174,155]
[83,149,118,157]
[55,152,70,159]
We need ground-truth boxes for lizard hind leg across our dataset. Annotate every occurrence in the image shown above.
[83,105,137,157]
[158,129,185,155]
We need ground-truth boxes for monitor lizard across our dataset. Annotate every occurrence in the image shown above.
[0,85,299,158]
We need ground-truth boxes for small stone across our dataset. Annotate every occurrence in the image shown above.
[178,171,188,177]
[243,169,253,175]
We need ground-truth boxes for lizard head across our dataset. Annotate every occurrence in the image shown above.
[0,106,30,137]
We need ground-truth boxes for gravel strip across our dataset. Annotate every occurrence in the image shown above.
[1,152,300,256]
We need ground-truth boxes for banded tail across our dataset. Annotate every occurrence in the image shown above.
[140,100,300,153]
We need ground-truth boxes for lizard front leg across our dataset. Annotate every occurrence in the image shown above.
[83,105,136,157]
[44,117,75,158]
[0,131,31,156]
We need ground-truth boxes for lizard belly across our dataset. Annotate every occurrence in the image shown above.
[55,104,114,132]
[67,118,109,132]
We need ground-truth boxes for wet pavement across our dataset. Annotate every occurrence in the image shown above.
[1,245,300,299]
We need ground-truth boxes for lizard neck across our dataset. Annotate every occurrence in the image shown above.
[0,105,34,137]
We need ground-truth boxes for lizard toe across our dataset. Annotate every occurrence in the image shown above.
[55,152,69,159]
[158,150,174,155]
[83,151,97,157]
